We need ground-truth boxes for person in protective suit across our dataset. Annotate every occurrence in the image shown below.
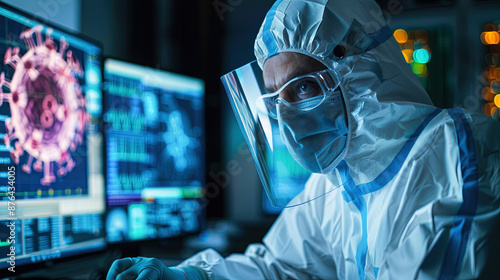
[107,0,500,279]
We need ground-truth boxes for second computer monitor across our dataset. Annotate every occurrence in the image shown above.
[103,59,205,243]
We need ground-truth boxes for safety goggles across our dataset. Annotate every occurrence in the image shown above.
[256,69,342,119]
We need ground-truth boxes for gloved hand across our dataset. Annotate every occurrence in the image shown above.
[106,257,187,280]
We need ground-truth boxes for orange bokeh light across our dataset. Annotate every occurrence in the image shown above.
[481,31,500,45]
[483,102,496,117]
[394,29,408,44]
[482,87,495,101]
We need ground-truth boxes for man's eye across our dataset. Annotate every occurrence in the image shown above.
[298,82,314,93]
[293,81,320,99]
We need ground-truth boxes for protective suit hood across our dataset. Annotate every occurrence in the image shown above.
[254,0,436,185]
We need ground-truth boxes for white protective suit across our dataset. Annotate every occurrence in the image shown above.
[180,0,500,279]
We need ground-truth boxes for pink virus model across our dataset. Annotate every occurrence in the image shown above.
[0,25,87,186]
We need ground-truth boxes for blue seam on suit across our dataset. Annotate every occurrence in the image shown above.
[438,108,479,279]
[338,108,442,279]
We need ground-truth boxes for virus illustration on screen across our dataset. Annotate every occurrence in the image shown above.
[0,25,87,186]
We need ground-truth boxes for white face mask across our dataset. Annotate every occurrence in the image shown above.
[277,90,349,174]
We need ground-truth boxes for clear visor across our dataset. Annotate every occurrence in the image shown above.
[221,61,347,207]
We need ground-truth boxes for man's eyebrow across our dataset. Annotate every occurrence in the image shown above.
[264,67,309,93]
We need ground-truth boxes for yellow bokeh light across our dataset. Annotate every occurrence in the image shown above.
[48,189,54,196]
[402,49,414,63]
[394,29,408,44]
[495,94,500,107]
[37,189,42,196]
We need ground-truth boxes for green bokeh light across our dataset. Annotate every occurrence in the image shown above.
[412,62,426,75]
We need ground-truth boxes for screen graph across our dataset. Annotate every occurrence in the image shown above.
[104,59,205,243]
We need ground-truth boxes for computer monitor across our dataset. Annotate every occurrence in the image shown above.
[103,58,205,243]
[0,2,105,275]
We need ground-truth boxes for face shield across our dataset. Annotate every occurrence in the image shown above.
[221,61,350,207]
[222,19,392,207]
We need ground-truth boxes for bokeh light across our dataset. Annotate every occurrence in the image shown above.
[482,87,495,101]
[482,22,500,121]
[402,49,414,63]
[481,31,500,45]
[394,29,408,44]
[493,55,499,66]
[492,107,499,119]
[485,23,497,31]
[415,30,429,42]
[413,49,431,63]
[487,67,500,80]
[490,80,500,93]
[483,102,495,117]
[412,62,427,76]
[495,94,500,107]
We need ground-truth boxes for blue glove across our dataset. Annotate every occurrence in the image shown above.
[106,257,206,280]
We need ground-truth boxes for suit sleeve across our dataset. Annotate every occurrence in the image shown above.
[178,174,338,280]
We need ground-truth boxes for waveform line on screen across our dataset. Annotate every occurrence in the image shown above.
[108,137,150,163]
[107,80,143,98]
[118,173,148,191]
[0,239,10,247]
[105,109,146,132]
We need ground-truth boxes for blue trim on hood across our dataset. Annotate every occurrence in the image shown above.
[262,0,283,58]
[366,25,393,51]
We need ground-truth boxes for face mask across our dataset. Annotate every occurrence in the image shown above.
[277,90,349,174]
